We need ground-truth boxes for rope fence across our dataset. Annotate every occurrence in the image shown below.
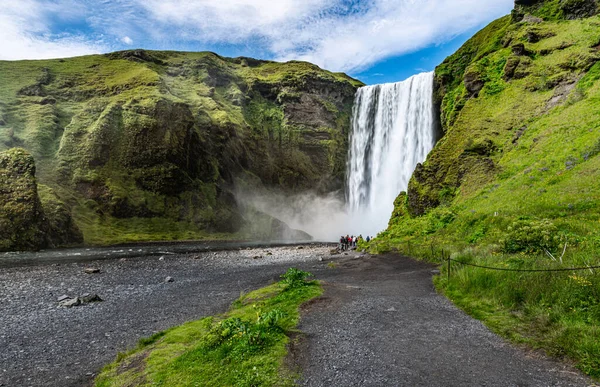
[448,257,600,273]
[436,248,600,282]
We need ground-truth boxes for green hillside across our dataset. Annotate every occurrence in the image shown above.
[372,0,600,377]
[0,51,361,248]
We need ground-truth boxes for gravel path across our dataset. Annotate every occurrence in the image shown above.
[0,246,593,386]
[295,254,593,387]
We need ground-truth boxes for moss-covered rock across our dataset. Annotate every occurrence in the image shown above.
[0,148,82,251]
[513,0,599,21]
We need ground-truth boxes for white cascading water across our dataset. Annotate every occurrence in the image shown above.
[346,71,437,237]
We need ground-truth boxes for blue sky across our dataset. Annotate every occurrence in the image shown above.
[0,0,514,85]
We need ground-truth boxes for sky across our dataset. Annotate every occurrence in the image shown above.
[0,0,514,85]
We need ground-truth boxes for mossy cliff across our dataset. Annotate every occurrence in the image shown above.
[378,0,600,247]
[0,148,82,250]
[0,51,361,248]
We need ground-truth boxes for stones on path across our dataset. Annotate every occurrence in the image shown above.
[83,268,100,274]
[164,276,174,283]
[59,297,81,308]
[252,255,263,259]
[431,269,441,275]
[58,293,103,307]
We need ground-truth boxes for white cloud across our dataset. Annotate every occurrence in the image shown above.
[0,0,104,60]
[0,0,514,73]
[134,0,514,73]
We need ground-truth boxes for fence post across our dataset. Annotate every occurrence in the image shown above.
[447,250,451,283]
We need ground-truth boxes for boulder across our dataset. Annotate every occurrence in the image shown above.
[59,297,81,308]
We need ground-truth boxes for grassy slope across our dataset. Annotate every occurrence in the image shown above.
[95,270,322,387]
[0,52,361,246]
[371,11,600,378]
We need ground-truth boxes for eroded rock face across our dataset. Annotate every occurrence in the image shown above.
[0,148,47,251]
[560,0,599,19]
[0,148,82,251]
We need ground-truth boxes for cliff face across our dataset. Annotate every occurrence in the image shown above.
[379,0,600,254]
[0,148,82,250]
[0,51,361,248]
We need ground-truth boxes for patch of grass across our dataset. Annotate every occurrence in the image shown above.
[95,269,322,387]
[434,252,600,378]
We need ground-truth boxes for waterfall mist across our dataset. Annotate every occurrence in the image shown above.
[235,72,437,242]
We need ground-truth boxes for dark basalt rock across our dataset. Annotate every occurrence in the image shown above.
[464,70,485,97]
[515,0,544,5]
[514,0,599,21]
[512,43,531,56]
[560,0,598,19]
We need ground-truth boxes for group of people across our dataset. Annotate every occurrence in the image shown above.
[339,234,373,251]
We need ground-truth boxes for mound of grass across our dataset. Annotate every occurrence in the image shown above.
[95,268,322,387]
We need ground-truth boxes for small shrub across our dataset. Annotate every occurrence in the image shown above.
[257,309,286,330]
[280,268,313,288]
[467,225,487,244]
[501,219,561,253]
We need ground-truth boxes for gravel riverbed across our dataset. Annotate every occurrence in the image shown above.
[0,245,593,387]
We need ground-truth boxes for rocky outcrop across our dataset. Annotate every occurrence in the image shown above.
[0,148,82,251]
[513,0,599,21]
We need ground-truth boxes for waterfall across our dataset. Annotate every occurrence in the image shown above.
[346,72,436,236]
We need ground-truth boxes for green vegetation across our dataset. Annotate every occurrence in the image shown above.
[435,253,600,378]
[0,51,362,250]
[95,268,322,387]
[372,2,600,378]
